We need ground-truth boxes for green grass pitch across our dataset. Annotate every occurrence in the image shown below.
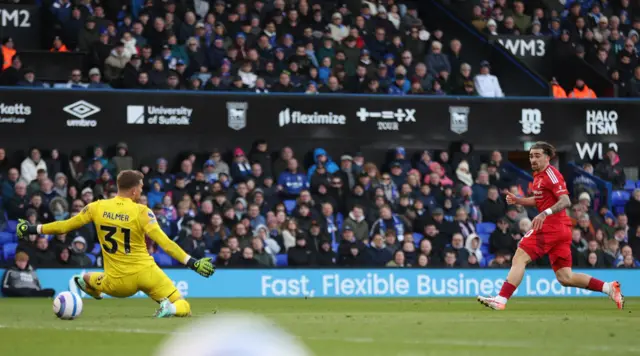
[0,298,639,356]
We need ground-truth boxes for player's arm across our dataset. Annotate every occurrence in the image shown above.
[546,194,572,215]
[142,209,215,278]
[505,192,536,207]
[16,204,94,238]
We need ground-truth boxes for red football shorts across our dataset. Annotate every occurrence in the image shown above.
[518,224,572,272]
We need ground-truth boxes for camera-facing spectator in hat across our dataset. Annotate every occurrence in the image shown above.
[337,224,368,266]
[16,68,45,88]
[50,36,69,53]
[230,147,251,182]
[87,67,111,89]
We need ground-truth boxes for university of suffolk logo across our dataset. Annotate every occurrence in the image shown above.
[449,106,469,134]
[227,102,248,131]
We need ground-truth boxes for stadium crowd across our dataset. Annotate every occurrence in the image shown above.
[0,141,637,271]
[469,0,640,97]
[0,0,506,96]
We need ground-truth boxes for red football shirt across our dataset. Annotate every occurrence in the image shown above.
[532,165,572,227]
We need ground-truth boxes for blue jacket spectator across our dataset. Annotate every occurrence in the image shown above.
[392,147,412,173]
[308,148,339,179]
[388,75,409,94]
[278,159,309,196]
[147,179,165,208]
[51,0,72,24]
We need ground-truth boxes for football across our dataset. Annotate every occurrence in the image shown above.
[53,291,83,320]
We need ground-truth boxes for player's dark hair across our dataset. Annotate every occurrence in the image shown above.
[530,141,556,159]
[117,170,144,190]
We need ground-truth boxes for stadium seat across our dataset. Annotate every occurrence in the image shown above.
[87,254,96,266]
[480,244,490,257]
[152,252,173,266]
[636,181,640,189]
[625,180,636,191]
[205,253,218,263]
[478,233,490,245]
[476,222,496,235]
[616,206,625,215]
[336,213,344,229]
[6,220,17,233]
[0,232,15,245]
[276,254,288,267]
[612,190,630,207]
[482,254,495,267]
[332,242,339,252]
[3,242,17,262]
[284,200,297,214]
[91,244,101,255]
[412,232,424,246]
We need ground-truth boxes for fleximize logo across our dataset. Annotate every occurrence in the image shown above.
[278,108,346,127]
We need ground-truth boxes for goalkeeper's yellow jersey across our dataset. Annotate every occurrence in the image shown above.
[41,196,189,278]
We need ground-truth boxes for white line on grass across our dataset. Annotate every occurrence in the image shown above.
[1,324,637,353]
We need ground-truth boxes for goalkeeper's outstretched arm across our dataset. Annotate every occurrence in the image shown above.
[142,209,214,278]
[17,204,94,237]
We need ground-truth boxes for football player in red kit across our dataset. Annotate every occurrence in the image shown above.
[478,142,624,310]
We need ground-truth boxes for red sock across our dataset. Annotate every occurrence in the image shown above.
[498,281,517,300]
[587,277,604,292]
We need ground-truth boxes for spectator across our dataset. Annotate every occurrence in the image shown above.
[551,77,567,98]
[278,159,308,198]
[625,189,640,230]
[87,68,111,89]
[316,239,336,266]
[287,235,315,266]
[343,205,369,242]
[0,54,21,86]
[251,237,275,267]
[1,252,55,298]
[65,68,88,89]
[338,225,367,266]
[474,61,504,97]
[215,246,234,268]
[31,236,56,267]
[595,148,625,189]
[489,217,512,254]
[568,78,597,98]
[1,37,16,71]
[230,148,252,182]
[7,182,28,220]
[16,68,45,88]
[20,148,47,184]
[425,41,451,77]
[386,250,407,267]
[236,246,260,268]
[180,222,207,259]
[480,186,505,223]
[368,233,392,266]
[68,236,92,267]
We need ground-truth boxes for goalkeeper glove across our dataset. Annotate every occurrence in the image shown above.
[187,257,215,278]
[16,219,38,239]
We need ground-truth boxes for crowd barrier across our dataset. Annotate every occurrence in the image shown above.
[0,88,633,166]
[2,268,638,298]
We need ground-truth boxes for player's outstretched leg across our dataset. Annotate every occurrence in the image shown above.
[72,273,103,300]
[478,248,532,310]
[154,295,192,318]
[555,268,624,309]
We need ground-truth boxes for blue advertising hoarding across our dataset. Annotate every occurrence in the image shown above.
[1,269,638,298]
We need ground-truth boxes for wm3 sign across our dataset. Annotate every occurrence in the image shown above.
[493,35,552,78]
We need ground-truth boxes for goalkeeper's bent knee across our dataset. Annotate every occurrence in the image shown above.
[173,299,191,317]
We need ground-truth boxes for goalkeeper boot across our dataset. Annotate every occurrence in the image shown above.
[608,281,624,310]
[72,274,103,300]
[154,298,175,318]
[477,296,506,311]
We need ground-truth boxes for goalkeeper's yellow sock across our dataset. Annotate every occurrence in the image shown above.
[173,299,191,317]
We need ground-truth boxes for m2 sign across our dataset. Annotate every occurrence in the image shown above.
[0,5,41,49]
[492,35,552,78]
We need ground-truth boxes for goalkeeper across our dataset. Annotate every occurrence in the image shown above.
[17,170,214,318]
